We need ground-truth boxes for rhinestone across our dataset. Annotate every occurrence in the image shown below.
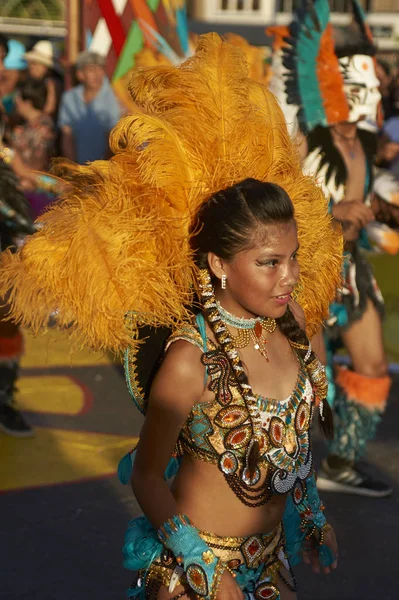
[219,451,238,475]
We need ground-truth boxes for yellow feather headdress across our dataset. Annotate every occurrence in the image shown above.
[0,33,342,354]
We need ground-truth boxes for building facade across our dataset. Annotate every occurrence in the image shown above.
[189,0,399,51]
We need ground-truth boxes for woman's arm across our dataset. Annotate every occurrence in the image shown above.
[43,78,57,117]
[131,339,205,528]
[130,340,243,599]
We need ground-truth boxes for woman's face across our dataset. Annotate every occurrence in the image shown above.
[210,219,300,320]
[28,61,48,80]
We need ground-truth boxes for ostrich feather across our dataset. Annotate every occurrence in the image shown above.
[0,33,342,352]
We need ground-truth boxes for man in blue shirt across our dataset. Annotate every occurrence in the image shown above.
[58,51,122,164]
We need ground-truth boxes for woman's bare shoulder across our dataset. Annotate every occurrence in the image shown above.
[149,339,206,413]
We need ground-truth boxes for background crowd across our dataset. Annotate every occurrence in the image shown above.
[0,36,124,221]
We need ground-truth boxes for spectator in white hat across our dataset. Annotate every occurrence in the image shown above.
[24,40,62,118]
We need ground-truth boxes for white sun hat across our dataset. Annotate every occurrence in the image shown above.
[24,40,55,69]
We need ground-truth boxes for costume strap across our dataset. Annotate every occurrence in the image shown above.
[166,314,211,386]
[157,514,224,599]
[166,322,206,353]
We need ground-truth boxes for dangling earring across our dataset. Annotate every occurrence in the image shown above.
[291,280,303,302]
[221,275,227,290]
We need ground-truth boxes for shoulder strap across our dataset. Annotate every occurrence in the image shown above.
[195,312,208,352]
[165,320,206,353]
[166,314,210,386]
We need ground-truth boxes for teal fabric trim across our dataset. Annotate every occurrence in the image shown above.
[196,312,208,386]
[158,515,220,599]
[284,472,327,566]
[195,312,208,352]
[188,405,214,452]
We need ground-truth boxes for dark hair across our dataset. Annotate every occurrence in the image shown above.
[0,34,8,56]
[192,178,333,463]
[192,179,294,266]
[19,78,48,111]
[377,59,391,78]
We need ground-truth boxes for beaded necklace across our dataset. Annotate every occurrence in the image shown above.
[215,301,276,362]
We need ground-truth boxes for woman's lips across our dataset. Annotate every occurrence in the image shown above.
[273,293,292,305]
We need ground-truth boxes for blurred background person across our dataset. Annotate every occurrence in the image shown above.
[0,36,35,438]
[6,78,57,219]
[8,79,56,173]
[377,115,399,180]
[58,51,122,164]
[0,40,27,116]
[376,59,398,122]
[0,35,7,74]
[24,40,63,120]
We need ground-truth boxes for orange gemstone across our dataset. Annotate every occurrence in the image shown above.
[254,321,262,338]
[224,411,242,424]
[191,570,204,587]
[223,457,234,470]
[231,430,246,445]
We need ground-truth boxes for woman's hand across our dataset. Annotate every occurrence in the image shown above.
[332,201,374,230]
[302,525,338,575]
[216,570,244,599]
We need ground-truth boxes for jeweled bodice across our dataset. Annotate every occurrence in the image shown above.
[170,325,316,507]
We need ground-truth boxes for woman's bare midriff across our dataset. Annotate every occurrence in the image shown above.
[171,453,287,537]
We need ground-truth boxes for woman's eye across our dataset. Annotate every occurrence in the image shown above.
[258,259,278,267]
[291,252,298,260]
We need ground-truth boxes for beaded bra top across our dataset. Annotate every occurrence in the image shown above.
[166,322,315,508]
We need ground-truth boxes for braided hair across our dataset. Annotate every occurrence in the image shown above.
[192,179,333,472]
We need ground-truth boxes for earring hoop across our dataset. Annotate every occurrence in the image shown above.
[221,275,227,290]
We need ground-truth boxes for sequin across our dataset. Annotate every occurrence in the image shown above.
[202,550,215,565]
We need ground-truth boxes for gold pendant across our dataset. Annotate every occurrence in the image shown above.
[261,317,276,334]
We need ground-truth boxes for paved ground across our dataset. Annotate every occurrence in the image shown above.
[1,329,398,600]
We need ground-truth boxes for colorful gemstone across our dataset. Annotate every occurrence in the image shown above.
[242,535,264,567]
[214,405,248,429]
[295,400,310,433]
[293,480,304,505]
[269,417,285,447]
[219,451,238,475]
[255,583,280,599]
[225,425,252,449]
[186,564,208,596]
[254,321,263,338]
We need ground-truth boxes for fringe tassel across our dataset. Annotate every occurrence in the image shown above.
[336,365,391,410]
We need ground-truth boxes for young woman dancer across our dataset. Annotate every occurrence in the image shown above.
[0,34,342,599]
